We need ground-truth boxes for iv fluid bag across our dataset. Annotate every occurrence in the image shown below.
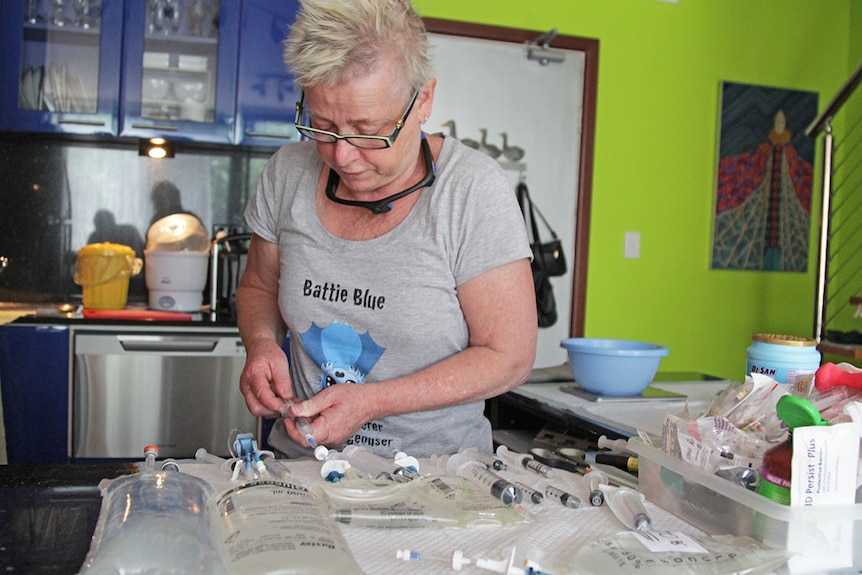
[78,471,228,575]
[210,479,364,575]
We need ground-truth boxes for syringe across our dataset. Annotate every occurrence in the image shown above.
[544,485,580,508]
[446,452,522,507]
[584,469,608,506]
[607,486,652,531]
[515,482,544,504]
[279,402,318,449]
[496,445,552,478]
[340,445,418,481]
[461,447,508,471]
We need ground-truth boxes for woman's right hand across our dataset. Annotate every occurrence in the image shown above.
[239,337,293,418]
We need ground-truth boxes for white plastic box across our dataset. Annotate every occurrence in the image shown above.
[629,439,862,574]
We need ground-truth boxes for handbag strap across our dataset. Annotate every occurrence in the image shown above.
[516,181,559,244]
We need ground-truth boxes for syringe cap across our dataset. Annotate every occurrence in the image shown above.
[314,445,330,461]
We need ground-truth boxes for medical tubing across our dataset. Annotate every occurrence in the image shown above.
[446,453,522,506]
[608,487,652,531]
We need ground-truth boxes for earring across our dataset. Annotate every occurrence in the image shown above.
[422,115,428,124]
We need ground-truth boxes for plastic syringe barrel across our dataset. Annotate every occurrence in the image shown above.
[446,453,521,506]
[341,445,416,480]
[195,447,227,465]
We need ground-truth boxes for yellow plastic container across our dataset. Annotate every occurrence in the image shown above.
[74,243,143,309]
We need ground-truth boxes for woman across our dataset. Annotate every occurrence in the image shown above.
[237,0,537,458]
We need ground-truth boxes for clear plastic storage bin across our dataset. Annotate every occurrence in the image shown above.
[629,439,862,574]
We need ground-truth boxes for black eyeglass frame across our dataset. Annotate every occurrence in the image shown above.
[294,90,420,149]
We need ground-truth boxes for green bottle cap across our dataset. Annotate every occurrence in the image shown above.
[776,395,828,429]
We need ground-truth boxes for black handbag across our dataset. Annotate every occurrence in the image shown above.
[517,182,564,327]
[516,182,567,277]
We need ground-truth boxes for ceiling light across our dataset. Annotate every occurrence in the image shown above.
[138,138,175,159]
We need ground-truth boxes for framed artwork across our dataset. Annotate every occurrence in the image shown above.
[711,81,819,271]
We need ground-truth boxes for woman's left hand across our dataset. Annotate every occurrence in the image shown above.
[285,383,376,447]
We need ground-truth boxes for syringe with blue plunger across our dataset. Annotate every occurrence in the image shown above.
[279,402,318,449]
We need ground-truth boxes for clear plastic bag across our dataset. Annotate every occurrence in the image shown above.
[313,475,526,528]
[210,479,364,574]
[570,532,792,575]
[78,471,228,575]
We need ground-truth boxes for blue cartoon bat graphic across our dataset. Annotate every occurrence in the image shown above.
[300,321,385,389]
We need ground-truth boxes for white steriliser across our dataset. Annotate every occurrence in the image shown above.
[144,250,209,312]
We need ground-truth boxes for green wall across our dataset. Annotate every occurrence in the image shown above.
[414,0,858,380]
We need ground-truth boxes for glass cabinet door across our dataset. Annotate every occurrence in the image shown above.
[120,0,239,144]
[234,0,299,148]
[0,0,123,135]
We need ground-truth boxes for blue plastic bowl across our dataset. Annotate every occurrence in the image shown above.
[560,338,670,396]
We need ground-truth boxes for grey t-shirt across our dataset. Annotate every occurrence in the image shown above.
[245,136,531,457]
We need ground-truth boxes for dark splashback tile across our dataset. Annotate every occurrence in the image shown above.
[0,134,272,304]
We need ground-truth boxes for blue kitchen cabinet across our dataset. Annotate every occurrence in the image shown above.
[234,0,299,148]
[0,323,70,464]
[0,0,123,136]
[119,0,241,143]
[1,0,299,146]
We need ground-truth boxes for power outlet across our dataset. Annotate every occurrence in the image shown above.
[624,231,640,259]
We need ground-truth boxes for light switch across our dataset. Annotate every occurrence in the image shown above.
[625,231,640,259]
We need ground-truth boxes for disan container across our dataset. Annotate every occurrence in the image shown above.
[746,333,820,386]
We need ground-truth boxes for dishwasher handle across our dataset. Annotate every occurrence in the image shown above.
[117,335,219,353]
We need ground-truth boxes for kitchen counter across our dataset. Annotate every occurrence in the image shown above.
[487,371,728,450]
[1,309,238,328]
[0,458,707,575]
[0,463,138,574]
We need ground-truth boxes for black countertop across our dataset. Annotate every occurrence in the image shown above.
[0,463,138,574]
[4,313,238,329]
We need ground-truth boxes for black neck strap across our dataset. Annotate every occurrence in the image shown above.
[325,135,436,214]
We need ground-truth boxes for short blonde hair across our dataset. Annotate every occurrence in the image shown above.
[284,0,433,96]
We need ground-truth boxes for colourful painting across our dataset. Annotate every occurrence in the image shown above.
[711,82,819,271]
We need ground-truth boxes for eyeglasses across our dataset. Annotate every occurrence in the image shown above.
[294,90,419,149]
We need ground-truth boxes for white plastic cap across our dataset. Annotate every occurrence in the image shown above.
[314,445,330,461]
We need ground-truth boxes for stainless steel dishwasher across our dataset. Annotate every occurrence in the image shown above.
[72,328,258,459]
